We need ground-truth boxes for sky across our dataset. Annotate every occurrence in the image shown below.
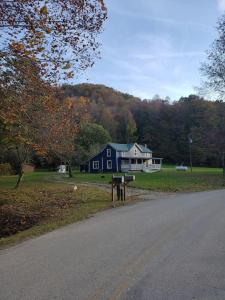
[75,0,225,100]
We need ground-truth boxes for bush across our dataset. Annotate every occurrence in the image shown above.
[0,163,13,176]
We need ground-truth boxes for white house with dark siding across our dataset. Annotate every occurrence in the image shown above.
[85,143,162,173]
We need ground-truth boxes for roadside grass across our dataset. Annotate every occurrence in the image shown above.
[0,175,128,248]
[129,169,224,192]
[1,166,224,247]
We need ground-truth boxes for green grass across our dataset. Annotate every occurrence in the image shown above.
[0,174,130,248]
[1,166,224,248]
[65,166,225,193]
[0,171,54,188]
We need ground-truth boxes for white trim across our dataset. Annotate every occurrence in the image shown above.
[107,148,111,157]
[93,161,99,170]
[116,151,118,172]
[135,143,152,154]
[134,143,143,152]
[107,160,112,169]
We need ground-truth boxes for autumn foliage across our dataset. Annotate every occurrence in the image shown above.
[0,0,107,80]
[0,53,90,186]
[0,0,106,187]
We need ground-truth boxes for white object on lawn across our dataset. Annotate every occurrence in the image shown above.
[58,165,67,174]
[142,167,160,173]
[176,166,188,171]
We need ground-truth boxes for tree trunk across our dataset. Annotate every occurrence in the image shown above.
[68,162,73,178]
[15,167,24,189]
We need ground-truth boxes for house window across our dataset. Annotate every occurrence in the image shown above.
[134,149,137,155]
[107,160,112,169]
[93,161,99,170]
[107,149,111,157]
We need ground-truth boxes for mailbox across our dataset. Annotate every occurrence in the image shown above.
[112,176,124,184]
[125,175,135,182]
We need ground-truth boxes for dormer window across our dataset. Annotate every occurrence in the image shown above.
[134,149,137,156]
[107,149,111,157]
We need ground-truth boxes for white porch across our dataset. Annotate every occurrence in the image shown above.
[120,158,162,172]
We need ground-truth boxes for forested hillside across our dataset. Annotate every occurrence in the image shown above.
[63,84,225,167]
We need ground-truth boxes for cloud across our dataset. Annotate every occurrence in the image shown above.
[110,6,208,31]
[132,51,204,60]
[217,0,225,11]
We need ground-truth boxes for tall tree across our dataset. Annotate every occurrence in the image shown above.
[0,0,107,185]
[0,54,53,187]
[45,96,90,177]
[201,14,225,99]
[74,123,111,165]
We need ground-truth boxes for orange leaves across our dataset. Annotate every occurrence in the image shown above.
[46,28,52,34]
[10,42,25,54]
[42,95,90,160]
[32,144,47,156]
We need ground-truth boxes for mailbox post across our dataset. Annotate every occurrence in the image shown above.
[111,174,135,205]
[112,175,124,203]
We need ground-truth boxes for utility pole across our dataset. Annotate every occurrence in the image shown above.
[222,152,225,177]
[188,134,193,172]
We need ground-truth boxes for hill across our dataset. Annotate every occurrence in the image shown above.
[61,84,225,167]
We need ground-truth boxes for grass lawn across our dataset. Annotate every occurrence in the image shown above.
[1,166,224,247]
[0,173,128,248]
[66,166,225,192]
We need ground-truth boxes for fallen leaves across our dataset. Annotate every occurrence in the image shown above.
[0,185,87,238]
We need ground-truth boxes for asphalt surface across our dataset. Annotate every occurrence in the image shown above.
[1,189,225,300]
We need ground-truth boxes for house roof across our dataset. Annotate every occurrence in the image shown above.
[109,143,152,153]
[138,144,152,153]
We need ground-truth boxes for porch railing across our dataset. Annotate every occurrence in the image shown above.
[121,163,161,172]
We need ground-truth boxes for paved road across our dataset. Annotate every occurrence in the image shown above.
[1,189,225,300]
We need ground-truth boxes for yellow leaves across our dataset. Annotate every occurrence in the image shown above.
[65,98,74,109]
[77,96,88,105]
[46,28,52,34]
[40,5,48,16]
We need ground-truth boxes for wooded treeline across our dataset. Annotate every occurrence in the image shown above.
[63,84,225,167]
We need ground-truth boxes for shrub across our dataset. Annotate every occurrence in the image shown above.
[0,163,13,176]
